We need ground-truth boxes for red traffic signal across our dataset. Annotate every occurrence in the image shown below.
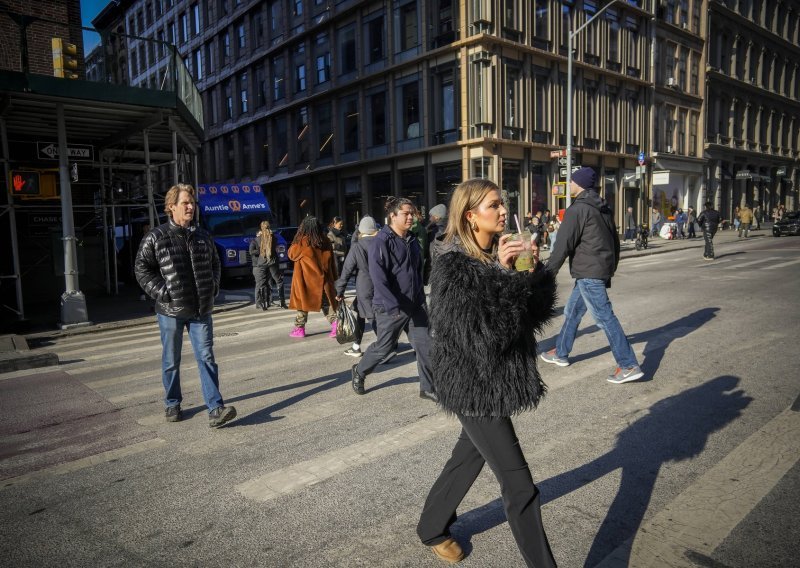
[10,171,41,195]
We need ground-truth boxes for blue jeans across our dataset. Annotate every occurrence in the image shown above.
[555,279,638,368]
[157,313,224,412]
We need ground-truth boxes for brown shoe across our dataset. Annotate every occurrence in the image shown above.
[430,538,465,564]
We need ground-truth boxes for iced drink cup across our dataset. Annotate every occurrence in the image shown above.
[509,230,533,271]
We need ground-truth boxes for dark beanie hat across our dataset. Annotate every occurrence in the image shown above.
[572,167,596,190]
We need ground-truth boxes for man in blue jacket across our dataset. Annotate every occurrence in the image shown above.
[351,197,436,401]
[541,167,644,384]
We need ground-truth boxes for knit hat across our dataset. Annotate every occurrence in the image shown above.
[358,216,378,235]
[429,204,447,219]
[571,167,597,190]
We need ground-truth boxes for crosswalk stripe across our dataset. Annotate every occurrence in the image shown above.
[723,256,783,269]
[236,413,456,502]
[761,258,800,270]
[596,404,800,567]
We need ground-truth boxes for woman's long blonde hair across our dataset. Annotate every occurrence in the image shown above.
[443,178,500,263]
[259,220,273,260]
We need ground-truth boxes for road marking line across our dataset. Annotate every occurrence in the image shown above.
[0,438,167,490]
[761,258,800,270]
[236,413,456,502]
[723,256,783,269]
[596,405,800,567]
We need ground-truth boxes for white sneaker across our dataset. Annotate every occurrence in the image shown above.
[344,347,362,358]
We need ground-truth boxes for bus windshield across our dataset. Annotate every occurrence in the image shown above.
[203,213,272,237]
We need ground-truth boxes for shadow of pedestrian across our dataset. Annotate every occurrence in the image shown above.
[556,307,719,378]
[453,375,751,567]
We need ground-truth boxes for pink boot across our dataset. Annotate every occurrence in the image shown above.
[289,326,305,338]
[329,320,338,338]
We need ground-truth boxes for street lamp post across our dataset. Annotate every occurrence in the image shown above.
[566,0,622,207]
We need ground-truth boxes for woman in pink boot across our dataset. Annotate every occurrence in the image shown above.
[287,216,339,338]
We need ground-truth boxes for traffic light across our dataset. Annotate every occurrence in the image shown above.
[52,38,78,79]
[10,171,41,195]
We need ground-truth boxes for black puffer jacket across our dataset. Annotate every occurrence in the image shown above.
[135,220,220,319]
[429,245,556,417]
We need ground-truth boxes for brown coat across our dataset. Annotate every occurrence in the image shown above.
[288,238,339,313]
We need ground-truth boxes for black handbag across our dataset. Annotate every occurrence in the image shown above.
[335,300,358,344]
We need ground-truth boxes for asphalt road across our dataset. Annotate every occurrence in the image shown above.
[1,235,799,567]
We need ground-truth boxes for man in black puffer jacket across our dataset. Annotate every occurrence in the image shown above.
[542,167,644,385]
[135,183,236,428]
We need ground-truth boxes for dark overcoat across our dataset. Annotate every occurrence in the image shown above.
[334,235,376,320]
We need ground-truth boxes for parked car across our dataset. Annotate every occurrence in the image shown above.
[772,211,800,237]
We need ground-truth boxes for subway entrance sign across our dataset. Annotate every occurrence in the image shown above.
[10,171,40,195]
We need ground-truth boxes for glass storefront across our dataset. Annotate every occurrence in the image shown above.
[434,162,461,209]
[502,160,522,225]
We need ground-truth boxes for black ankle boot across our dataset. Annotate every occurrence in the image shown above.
[351,364,365,395]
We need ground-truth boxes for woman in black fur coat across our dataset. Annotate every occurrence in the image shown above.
[416,179,558,567]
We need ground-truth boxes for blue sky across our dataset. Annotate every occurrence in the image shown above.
[81,0,113,52]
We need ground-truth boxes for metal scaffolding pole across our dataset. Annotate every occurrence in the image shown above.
[56,102,89,327]
[0,117,24,320]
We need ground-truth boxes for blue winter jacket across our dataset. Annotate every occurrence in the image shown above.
[368,225,425,315]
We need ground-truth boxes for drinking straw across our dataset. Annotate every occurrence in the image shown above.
[514,213,522,234]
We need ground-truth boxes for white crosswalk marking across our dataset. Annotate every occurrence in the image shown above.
[722,256,783,269]
[761,258,800,270]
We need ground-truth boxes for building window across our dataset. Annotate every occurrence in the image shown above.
[293,0,303,17]
[192,3,201,35]
[168,22,176,45]
[503,62,522,139]
[272,55,285,101]
[432,68,456,144]
[665,105,675,150]
[431,0,455,48]
[255,120,269,171]
[338,23,356,75]
[690,54,699,95]
[534,0,549,46]
[273,115,288,168]
[193,49,203,80]
[180,12,188,43]
[584,0,598,57]
[471,59,493,134]
[341,95,359,153]
[678,48,687,89]
[678,109,686,154]
[626,16,639,72]
[295,106,309,163]
[219,0,229,16]
[239,72,248,114]
[224,133,235,178]
[256,64,266,107]
[533,67,549,142]
[145,2,153,27]
[314,33,331,84]
[607,86,618,144]
[316,101,333,159]
[502,0,521,41]
[241,129,252,174]
[365,15,385,64]
[224,80,233,119]
[296,63,306,92]
[398,80,420,140]
[368,91,387,146]
[584,79,599,145]
[237,22,247,52]
[689,111,697,156]
[222,32,231,61]
[269,0,283,44]
[397,0,418,53]
[253,13,264,48]
[607,8,620,64]
[626,90,638,151]
[209,88,219,124]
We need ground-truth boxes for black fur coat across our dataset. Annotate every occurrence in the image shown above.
[429,250,557,417]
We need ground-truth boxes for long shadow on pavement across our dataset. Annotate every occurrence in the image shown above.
[453,375,751,567]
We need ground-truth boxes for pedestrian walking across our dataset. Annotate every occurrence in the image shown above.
[417,178,558,568]
[249,220,287,310]
[651,207,663,237]
[675,208,687,239]
[697,201,722,260]
[733,206,741,233]
[334,216,379,358]
[288,216,339,338]
[738,204,753,238]
[753,203,762,230]
[424,204,448,285]
[686,206,697,238]
[134,183,237,427]
[327,216,347,275]
[350,197,436,401]
[541,167,644,384]
[623,206,637,242]
[542,209,552,249]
